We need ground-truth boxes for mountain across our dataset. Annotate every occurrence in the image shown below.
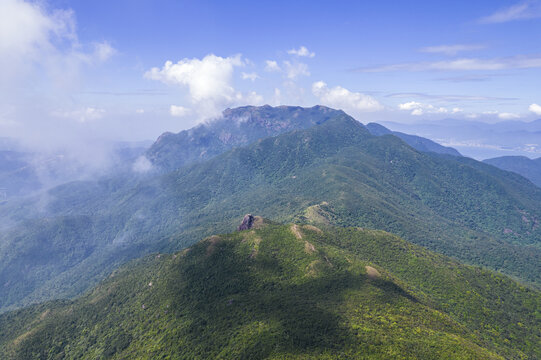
[380,118,541,159]
[1,222,539,359]
[484,156,541,188]
[365,122,461,156]
[1,106,541,314]
[146,105,345,171]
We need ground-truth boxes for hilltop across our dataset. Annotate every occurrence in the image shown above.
[1,106,540,313]
[1,222,539,359]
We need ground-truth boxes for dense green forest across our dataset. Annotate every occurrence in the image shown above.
[1,222,539,359]
[1,107,541,313]
[484,156,541,188]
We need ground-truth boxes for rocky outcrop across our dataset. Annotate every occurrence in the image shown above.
[237,214,255,231]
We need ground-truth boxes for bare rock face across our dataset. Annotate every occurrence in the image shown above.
[237,214,255,231]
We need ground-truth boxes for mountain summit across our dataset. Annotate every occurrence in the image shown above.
[146,105,346,171]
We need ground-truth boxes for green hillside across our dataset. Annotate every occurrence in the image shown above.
[484,156,541,188]
[1,222,539,359]
[146,105,346,171]
[1,108,541,312]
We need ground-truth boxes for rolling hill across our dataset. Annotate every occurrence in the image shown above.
[1,106,540,314]
[365,122,461,156]
[484,156,541,188]
[1,222,539,359]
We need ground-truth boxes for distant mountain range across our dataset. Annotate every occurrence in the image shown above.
[147,105,462,172]
[381,118,541,159]
[1,223,539,359]
[484,156,541,188]
[1,105,540,315]
[365,122,461,156]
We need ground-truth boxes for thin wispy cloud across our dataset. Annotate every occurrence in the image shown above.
[479,1,541,24]
[398,101,461,116]
[434,74,502,83]
[357,55,541,72]
[287,46,315,58]
[241,72,259,81]
[420,44,485,56]
[387,92,517,102]
[264,60,281,72]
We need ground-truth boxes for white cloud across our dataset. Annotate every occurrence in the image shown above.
[420,44,485,56]
[132,155,153,173]
[283,61,310,79]
[145,54,244,102]
[312,81,383,114]
[170,105,191,117]
[529,103,541,115]
[359,56,541,72]
[241,72,259,81]
[264,59,310,79]
[265,60,281,72]
[0,0,115,81]
[479,1,541,24]
[0,0,74,63]
[398,101,449,116]
[146,54,265,121]
[498,112,520,119]
[287,46,315,58]
[53,107,106,123]
[92,41,116,62]
[136,108,145,114]
[239,91,264,105]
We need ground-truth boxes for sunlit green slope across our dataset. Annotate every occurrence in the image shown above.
[1,222,539,359]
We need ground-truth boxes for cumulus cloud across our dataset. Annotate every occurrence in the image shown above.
[145,54,244,102]
[287,46,315,58]
[312,81,383,114]
[265,60,281,72]
[0,0,115,81]
[420,44,485,56]
[529,103,541,115]
[479,1,541,24]
[241,72,259,81]
[170,105,191,117]
[146,54,264,120]
[398,101,453,116]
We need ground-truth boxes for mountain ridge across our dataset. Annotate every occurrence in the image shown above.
[1,106,540,313]
[484,155,541,188]
[1,222,538,359]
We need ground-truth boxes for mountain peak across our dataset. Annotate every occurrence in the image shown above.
[146,105,351,171]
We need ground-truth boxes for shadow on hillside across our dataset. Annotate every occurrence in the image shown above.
[167,236,417,358]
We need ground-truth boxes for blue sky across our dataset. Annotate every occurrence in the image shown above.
[1,0,541,145]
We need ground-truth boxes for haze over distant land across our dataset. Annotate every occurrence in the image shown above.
[380,118,541,160]
[1,0,541,164]
[1,1,541,358]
